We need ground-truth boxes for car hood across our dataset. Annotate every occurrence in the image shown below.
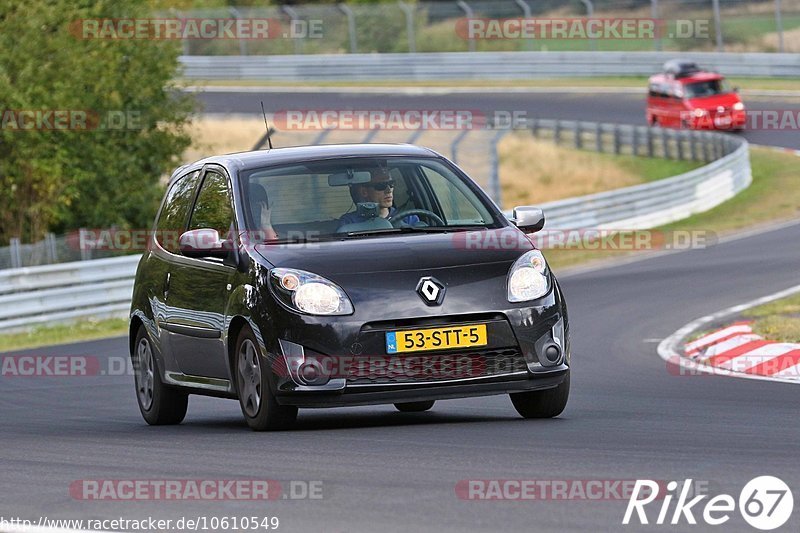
[688,93,742,109]
[254,228,534,275]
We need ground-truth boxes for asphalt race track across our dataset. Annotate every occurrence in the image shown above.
[197,89,800,150]
[2,220,800,532]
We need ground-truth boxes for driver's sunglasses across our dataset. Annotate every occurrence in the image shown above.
[367,180,395,191]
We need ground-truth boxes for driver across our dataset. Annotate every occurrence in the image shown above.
[338,166,420,226]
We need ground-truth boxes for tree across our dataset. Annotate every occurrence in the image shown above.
[0,0,195,245]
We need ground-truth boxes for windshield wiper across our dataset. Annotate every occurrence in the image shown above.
[344,225,488,237]
[344,228,407,237]
[392,225,489,233]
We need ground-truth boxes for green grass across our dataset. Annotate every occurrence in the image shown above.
[744,293,800,343]
[0,317,128,353]
[751,316,800,343]
[692,292,800,344]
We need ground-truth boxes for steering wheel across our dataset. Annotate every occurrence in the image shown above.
[387,209,445,227]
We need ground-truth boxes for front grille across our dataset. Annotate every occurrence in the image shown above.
[345,348,527,385]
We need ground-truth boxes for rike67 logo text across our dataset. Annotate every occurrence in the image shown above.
[623,477,793,530]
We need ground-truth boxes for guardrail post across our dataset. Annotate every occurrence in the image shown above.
[489,130,508,207]
[574,122,583,149]
[530,118,539,138]
[632,127,639,156]
[398,1,416,53]
[702,137,710,162]
[689,131,698,161]
[362,127,380,143]
[676,132,685,160]
[79,229,92,261]
[282,6,304,54]
[450,129,469,164]
[712,0,724,52]
[339,3,358,53]
[457,1,476,52]
[580,0,597,51]
[406,128,424,144]
[595,123,602,152]
[661,129,670,159]
[9,238,21,269]
[646,127,654,157]
[45,233,57,264]
[613,124,621,154]
[651,0,662,51]
[775,0,785,53]
[553,121,561,144]
[313,128,333,145]
[514,0,533,51]
[228,7,248,56]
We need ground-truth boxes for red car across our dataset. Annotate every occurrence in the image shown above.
[646,60,746,130]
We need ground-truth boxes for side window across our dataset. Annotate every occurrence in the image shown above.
[421,166,489,225]
[155,170,201,254]
[188,170,234,239]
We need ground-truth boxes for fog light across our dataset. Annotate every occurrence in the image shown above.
[299,360,328,386]
[544,343,562,363]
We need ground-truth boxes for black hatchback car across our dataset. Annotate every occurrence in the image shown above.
[130,144,570,430]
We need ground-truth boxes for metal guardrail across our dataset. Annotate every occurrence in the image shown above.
[0,255,139,332]
[0,122,750,332]
[179,52,800,81]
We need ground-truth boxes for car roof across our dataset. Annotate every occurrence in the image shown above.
[676,71,724,84]
[649,71,723,84]
[170,143,440,183]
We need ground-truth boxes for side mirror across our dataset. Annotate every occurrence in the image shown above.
[179,228,231,259]
[511,207,545,233]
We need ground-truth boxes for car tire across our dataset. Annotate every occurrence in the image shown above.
[394,401,435,413]
[509,373,569,419]
[132,326,188,425]
[234,326,298,431]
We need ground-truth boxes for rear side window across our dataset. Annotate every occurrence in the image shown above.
[155,170,201,254]
[188,170,234,238]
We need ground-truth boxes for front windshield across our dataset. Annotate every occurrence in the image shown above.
[240,156,500,242]
[684,79,731,98]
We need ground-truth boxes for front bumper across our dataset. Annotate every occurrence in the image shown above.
[263,283,570,407]
[275,366,568,407]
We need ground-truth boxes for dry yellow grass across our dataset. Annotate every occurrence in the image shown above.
[498,132,644,205]
[182,115,270,163]
[763,26,800,52]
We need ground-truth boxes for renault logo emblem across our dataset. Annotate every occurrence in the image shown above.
[416,277,445,306]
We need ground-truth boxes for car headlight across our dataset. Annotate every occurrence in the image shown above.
[692,108,708,118]
[732,102,745,111]
[507,250,551,302]
[270,268,354,316]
